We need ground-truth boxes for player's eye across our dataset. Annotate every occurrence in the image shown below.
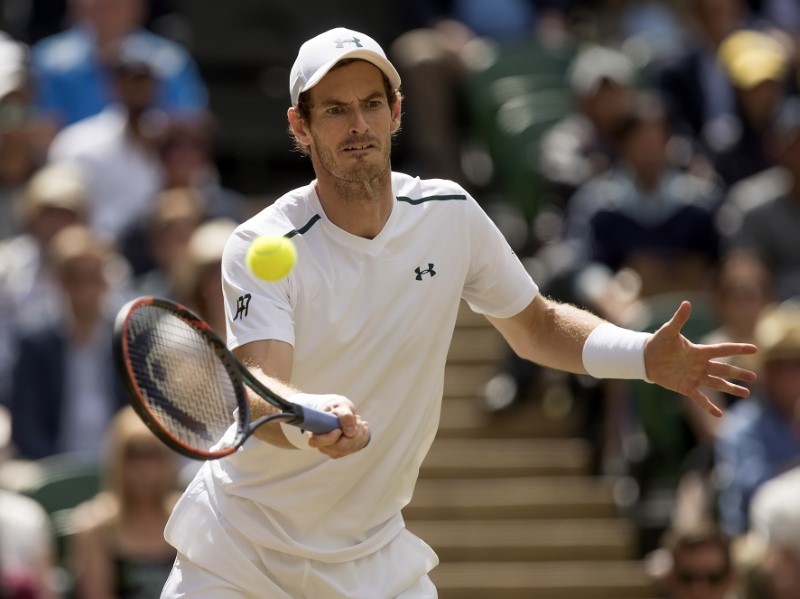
[365,99,382,109]
[326,106,344,116]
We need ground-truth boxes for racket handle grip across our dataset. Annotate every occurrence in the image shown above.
[297,406,341,434]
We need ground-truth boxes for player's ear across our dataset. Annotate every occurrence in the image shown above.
[288,107,312,146]
[389,93,402,133]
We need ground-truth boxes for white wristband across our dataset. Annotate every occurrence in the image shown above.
[582,323,653,382]
[279,393,330,450]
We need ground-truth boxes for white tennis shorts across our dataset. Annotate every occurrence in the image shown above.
[160,490,438,598]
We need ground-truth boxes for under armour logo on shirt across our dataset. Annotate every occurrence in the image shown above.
[415,264,436,280]
[334,37,363,49]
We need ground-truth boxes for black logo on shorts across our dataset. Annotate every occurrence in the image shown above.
[233,293,252,320]
[415,264,436,280]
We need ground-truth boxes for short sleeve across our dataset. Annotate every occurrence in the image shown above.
[461,196,538,318]
[222,227,295,351]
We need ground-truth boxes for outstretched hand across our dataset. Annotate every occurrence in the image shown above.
[644,301,757,417]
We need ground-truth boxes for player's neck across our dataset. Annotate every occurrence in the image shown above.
[315,174,394,240]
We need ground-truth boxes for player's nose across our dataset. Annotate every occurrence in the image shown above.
[349,108,369,134]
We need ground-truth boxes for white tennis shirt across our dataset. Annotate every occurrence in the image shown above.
[166,172,538,563]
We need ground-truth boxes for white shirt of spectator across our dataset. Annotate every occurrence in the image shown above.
[48,105,163,242]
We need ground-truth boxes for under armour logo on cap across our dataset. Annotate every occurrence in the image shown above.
[289,27,401,105]
[334,37,363,49]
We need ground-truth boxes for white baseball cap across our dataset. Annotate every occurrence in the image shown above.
[290,27,401,105]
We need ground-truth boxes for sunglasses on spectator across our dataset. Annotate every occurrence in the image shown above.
[675,569,729,586]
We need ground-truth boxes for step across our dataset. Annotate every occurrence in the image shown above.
[443,364,499,397]
[406,519,637,562]
[405,477,617,520]
[431,561,655,599]
[455,301,493,327]
[419,438,591,478]
[437,397,580,439]
[447,326,507,363]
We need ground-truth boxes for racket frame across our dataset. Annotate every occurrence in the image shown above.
[113,296,304,460]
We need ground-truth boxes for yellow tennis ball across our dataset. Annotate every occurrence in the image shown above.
[246,235,297,281]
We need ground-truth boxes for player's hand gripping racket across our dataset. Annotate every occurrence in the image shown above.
[113,296,340,460]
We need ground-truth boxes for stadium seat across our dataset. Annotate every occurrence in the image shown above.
[17,454,101,596]
[464,39,575,219]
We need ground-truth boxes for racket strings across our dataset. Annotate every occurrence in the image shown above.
[126,306,240,452]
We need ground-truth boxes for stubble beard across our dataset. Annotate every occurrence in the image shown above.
[312,134,392,201]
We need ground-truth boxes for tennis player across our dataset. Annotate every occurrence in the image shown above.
[161,27,757,598]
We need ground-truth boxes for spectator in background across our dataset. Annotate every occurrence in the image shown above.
[119,114,248,277]
[48,43,164,243]
[566,93,720,322]
[125,187,203,292]
[173,218,237,340]
[723,97,800,301]
[30,0,207,130]
[482,90,719,413]
[69,406,179,599]
[0,32,47,241]
[0,162,88,407]
[10,224,128,460]
[668,252,775,533]
[702,251,773,397]
[652,0,748,152]
[480,44,638,413]
[538,44,637,212]
[4,0,184,45]
[389,13,479,185]
[0,406,58,599]
[711,29,792,188]
[716,300,800,538]
[649,522,736,599]
[158,113,249,224]
[390,0,574,185]
[569,93,722,502]
[747,466,800,599]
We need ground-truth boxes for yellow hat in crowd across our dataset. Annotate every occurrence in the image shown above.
[754,301,800,363]
[718,29,790,90]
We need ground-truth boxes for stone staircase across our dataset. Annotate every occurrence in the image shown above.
[403,303,656,598]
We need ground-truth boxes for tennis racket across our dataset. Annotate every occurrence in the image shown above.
[113,296,340,460]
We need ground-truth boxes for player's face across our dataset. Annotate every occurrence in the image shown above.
[302,61,400,186]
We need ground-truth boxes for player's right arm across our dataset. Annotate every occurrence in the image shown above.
[233,339,370,457]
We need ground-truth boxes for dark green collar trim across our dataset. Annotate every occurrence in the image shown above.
[396,194,467,205]
[286,214,321,238]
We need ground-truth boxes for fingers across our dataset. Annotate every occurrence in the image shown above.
[664,301,692,334]
[704,374,752,399]
[703,343,758,360]
[688,389,724,418]
[707,360,758,383]
[306,396,370,458]
[312,418,370,459]
[315,395,358,436]
[307,428,343,447]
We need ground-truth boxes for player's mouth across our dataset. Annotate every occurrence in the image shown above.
[342,138,378,152]
[343,143,374,152]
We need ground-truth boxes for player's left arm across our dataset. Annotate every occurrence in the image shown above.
[487,294,757,416]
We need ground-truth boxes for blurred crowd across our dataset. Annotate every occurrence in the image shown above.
[0,0,798,597]
[0,0,244,596]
